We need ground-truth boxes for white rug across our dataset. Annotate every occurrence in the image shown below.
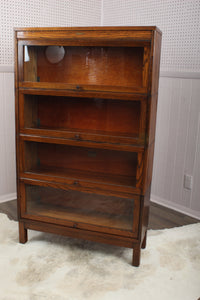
[0,213,200,300]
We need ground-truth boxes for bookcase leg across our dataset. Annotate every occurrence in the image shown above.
[141,231,147,249]
[132,245,141,267]
[19,221,28,244]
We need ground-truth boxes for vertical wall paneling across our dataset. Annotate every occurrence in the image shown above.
[191,112,200,211]
[182,80,200,207]
[170,79,192,206]
[0,73,7,199]
[4,73,16,197]
[0,72,16,202]
[151,77,200,219]
[190,81,200,212]
[151,78,173,197]
[162,78,181,202]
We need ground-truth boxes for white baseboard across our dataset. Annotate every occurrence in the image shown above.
[0,193,17,203]
[160,71,200,79]
[151,194,200,220]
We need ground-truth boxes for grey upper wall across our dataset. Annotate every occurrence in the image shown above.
[102,0,200,73]
[0,0,102,65]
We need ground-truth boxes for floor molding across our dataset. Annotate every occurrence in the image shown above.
[0,193,17,203]
[160,70,200,79]
[151,194,200,220]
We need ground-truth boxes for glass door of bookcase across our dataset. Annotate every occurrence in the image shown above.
[19,92,146,145]
[21,182,140,238]
[19,44,150,93]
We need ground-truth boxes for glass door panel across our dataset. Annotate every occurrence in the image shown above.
[22,94,141,141]
[23,141,138,188]
[23,45,145,88]
[25,183,138,236]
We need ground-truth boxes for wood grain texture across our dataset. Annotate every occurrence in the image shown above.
[35,47,144,88]
[142,30,162,195]
[19,93,145,146]
[20,177,140,200]
[19,220,27,243]
[18,87,147,101]
[23,218,137,249]
[15,27,162,267]
[14,26,161,32]
[22,183,140,238]
[19,133,145,153]
[16,28,153,42]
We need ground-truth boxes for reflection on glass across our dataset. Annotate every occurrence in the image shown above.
[23,94,141,138]
[24,46,30,62]
[26,185,134,231]
[24,141,137,187]
[23,45,144,87]
[45,46,65,64]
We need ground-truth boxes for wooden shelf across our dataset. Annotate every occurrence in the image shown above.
[23,141,138,188]
[30,127,139,139]
[19,93,146,146]
[20,131,145,152]
[26,165,137,188]
[18,87,148,101]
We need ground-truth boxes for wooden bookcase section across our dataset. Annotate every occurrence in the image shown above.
[15,27,162,266]
[24,46,144,87]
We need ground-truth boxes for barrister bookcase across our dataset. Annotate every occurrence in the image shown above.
[15,27,162,266]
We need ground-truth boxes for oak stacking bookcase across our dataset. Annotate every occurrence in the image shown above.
[15,27,162,266]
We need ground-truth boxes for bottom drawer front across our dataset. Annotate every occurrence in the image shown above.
[21,182,139,237]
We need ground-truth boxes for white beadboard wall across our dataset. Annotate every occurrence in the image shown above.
[102,0,200,73]
[0,71,16,202]
[152,77,200,219]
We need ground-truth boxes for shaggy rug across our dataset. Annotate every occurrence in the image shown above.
[0,213,200,300]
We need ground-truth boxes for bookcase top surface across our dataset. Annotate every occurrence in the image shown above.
[14,26,162,35]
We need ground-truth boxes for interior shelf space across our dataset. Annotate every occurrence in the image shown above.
[22,141,138,188]
[25,184,135,232]
[20,94,143,143]
[23,46,145,88]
